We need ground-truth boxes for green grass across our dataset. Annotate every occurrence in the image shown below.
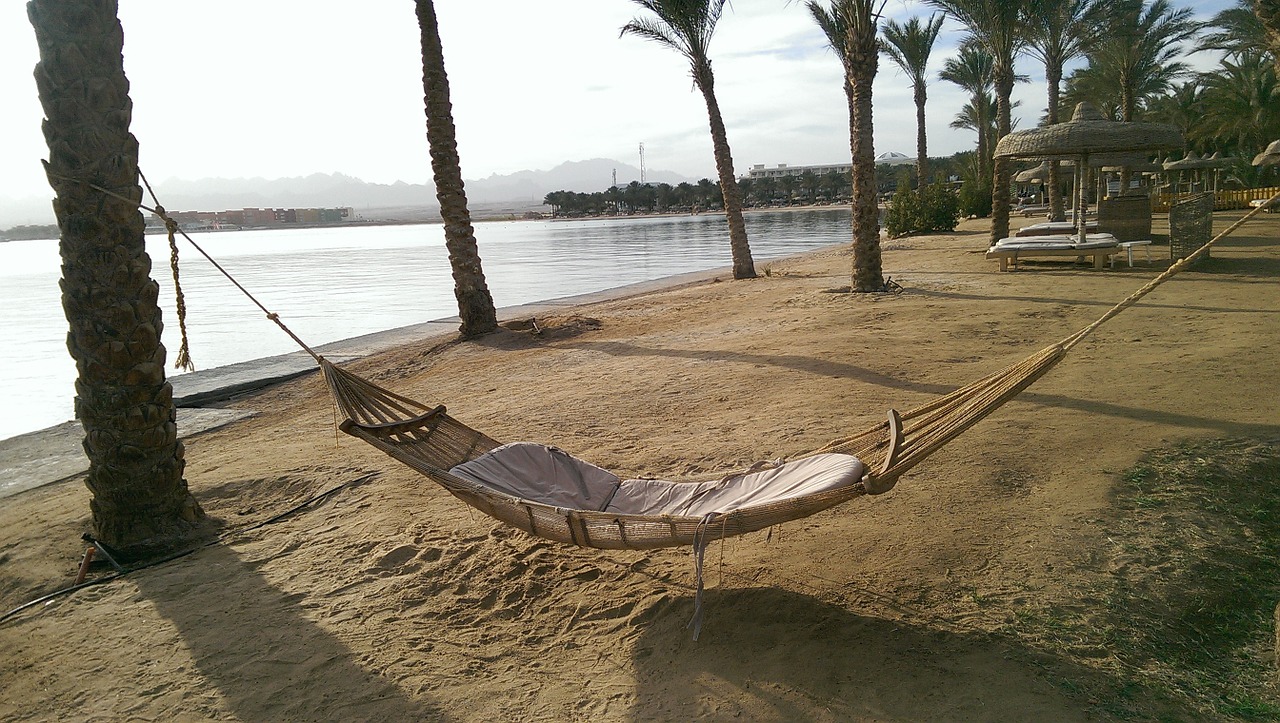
[1008,438,1280,720]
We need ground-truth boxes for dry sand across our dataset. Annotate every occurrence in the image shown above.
[2,212,1278,721]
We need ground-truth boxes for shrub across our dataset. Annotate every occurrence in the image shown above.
[884,183,961,238]
[958,178,992,218]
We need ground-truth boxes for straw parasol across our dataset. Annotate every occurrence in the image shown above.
[1162,150,1205,171]
[1014,161,1073,184]
[1252,139,1280,166]
[995,102,1183,243]
[1164,151,1235,191]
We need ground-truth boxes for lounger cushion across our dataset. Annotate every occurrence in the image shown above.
[450,442,620,511]
[604,453,865,517]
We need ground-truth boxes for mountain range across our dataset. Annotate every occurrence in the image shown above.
[0,158,702,227]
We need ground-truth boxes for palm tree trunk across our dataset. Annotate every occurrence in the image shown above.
[694,63,756,280]
[1045,66,1066,222]
[975,94,990,186]
[914,87,929,187]
[1117,86,1138,196]
[416,0,497,337]
[30,0,202,558]
[991,69,1015,244]
[849,67,884,292]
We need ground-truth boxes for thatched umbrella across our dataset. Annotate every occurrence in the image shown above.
[1165,151,1234,191]
[1015,163,1048,184]
[995,102,1182,243]
[1252,139,1280,166]
[1163,151,1203,194]
[1015,161,1075,183]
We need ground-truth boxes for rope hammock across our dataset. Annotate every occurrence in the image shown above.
[64,176,1280,553]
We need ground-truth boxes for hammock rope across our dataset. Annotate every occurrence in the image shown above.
[138,169,195,371]
[45,169,326,366]
[47,170,1280,550]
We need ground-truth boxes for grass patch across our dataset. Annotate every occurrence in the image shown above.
[1009,438,1280,720]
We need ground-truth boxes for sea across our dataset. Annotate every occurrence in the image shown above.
[0,207,855,441]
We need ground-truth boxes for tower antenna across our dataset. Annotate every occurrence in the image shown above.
[639,142,646,184]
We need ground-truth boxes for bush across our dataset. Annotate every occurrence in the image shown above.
[958,179,992,219]
[884,183,961,238]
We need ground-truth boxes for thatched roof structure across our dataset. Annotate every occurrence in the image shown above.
[1014,162,1073,183]
[1252,140,1280,166]
[994,103,1183,159]
[1163,151,1232,170]
[994,103,1182,245]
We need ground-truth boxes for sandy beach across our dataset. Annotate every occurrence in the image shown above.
[2,211,1279,720]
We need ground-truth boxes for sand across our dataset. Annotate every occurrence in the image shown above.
[1,211,1278,721]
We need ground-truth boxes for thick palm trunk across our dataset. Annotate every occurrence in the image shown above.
[990,69,1015,244]
[30,0,202,558]
[1045,66,1067,221]
[416,0,497,337]
[694,63,756,280]
[914,87,928,187]
[849,65,883,292]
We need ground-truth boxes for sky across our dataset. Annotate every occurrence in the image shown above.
[0,0,1233,225]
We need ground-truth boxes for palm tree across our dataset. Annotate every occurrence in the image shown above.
[1200,1,1271,63]
[29,0,203,558]
[1144,81,1205,148]
[808,0,887,292]
[939,42,995,184]
[1197,51,1280,157]
[880,14,945,187]
[621,0,756,279]
[1073,0,1199,191]
[950,93,1009,165]
[926,0,1029,244]
[1025,0,1104,219]
[416,1,498,337]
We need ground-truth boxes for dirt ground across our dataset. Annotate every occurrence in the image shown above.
[2,210,1278,721]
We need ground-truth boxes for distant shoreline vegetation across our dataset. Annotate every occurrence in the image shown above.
[542,160,959,219]
[0,224,59,242]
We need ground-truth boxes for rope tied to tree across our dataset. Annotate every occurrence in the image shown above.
[45,169,326,366]
[137,170,194,371]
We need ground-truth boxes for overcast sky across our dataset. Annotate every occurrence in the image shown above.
[0,1,1230,224]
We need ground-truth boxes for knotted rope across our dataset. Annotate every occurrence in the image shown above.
[138,170,194,371]
[45,169,325,367]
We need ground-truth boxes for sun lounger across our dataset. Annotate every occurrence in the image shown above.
[986,234,1120,271]
[1015,221,1099,237]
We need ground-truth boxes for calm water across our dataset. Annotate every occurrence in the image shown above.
[0,208,853,440]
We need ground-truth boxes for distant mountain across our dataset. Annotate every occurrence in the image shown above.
[0,159,702,227]
[152,172,431,213]
[153,159,699,213]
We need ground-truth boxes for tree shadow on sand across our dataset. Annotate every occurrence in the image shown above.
[626,586,1184,721]
[134,542,446,721]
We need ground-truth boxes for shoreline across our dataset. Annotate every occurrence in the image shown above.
[0,241,845,499]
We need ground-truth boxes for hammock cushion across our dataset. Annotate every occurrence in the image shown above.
[450,442,864,517]
[449,442,621,511]
[606,454,865,517]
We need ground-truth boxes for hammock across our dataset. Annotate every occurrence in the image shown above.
[318,197,1276,550]
[74,177,1280,552]
[319,342,1064,550]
